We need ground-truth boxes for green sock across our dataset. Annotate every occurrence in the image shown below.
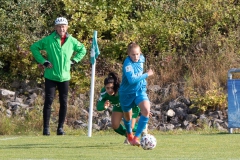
[133,123,138,132]
[114,124,127,136]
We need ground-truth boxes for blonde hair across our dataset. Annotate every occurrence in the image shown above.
[127,42,141,54]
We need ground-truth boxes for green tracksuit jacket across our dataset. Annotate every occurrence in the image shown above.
[30,31,86,82]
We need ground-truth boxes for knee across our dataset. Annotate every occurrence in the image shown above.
[111,123,119,130]
[141,107,150,117]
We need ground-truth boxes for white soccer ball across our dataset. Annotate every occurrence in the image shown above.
[140,134,157,150]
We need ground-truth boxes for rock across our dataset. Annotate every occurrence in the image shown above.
[158,123,175,131]
[15,97,23,103]
[0,105,5,112]
[27,88,43,95]
[0,89,15,97]
[214,122,227,131]
[92,124,100,130]
[29,93,38,100]
[154,104,161,110]
[166,109,175,117]
[208,111,219,119]
[183,120,189,127]
[166,124,175,130]
[217,111,223,120]
[6,109,12,117]
[175,107,187,120]
[148,85,161,93]
[25,98,35,105]
[101,117,111,124]
[7,101,29,109]
[0,86,230,132]
[74,120,84,125]
[74,123,88,129]
[186,114,198,122]
[80,108,89,116]
[177,96,191,106]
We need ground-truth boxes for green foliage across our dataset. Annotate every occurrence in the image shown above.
[189,83,227,112]
[0,1,46,81]
[0,96,43,135]
[0,0,240,110]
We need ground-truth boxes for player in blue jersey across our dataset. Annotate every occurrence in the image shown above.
[119,42,154,146]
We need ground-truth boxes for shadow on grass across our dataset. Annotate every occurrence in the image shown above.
[200,131,240,135]
[0,143,114,149]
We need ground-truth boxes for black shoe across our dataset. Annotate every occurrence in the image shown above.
[43,128,50,136]
[57,128,65,135]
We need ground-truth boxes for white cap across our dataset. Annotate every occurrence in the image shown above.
[55,17,68,25]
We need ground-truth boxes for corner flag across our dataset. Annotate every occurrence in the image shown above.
[90,31,100,64]
[88,31,100,137]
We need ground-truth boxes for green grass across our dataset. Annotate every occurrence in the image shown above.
[0,131,240,160]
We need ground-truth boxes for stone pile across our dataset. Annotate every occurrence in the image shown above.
[0,82,229,132]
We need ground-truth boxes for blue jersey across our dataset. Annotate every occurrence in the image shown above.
[119,54,148,94]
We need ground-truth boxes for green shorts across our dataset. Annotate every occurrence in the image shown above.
[112,105,140,118]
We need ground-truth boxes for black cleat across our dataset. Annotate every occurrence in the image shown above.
[43,128,50,136]
[57,128,65,135]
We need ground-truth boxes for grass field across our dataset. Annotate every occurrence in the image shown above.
[0,131,240,160]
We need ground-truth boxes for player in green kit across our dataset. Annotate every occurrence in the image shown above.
[97,72,146,144]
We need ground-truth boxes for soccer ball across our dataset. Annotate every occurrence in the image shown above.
[140,134,157,150]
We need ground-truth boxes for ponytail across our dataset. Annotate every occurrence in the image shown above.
[104,72,120,93]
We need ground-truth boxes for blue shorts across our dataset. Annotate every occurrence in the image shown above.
[119,90,149,112]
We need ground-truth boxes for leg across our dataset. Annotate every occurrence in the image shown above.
[119,93,135,143]
[141,124,148,136]
[132,106,140,132]
[123,110,132,133]
[130,93,150,146]
[111,111,126,136]
[135,100,150,138]
[131,118,137,132]
[122,110,135,143]
[43,78,56,135]
[56,81,69,135]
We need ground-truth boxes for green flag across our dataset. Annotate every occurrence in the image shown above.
[90,31,100,64]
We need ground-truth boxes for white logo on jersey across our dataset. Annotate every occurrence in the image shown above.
[125,65,132,72]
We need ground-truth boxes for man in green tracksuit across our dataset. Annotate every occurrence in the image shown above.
[30,17,86,136]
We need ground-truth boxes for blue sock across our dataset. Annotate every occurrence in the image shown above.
[123,118,132,134]
[135,115,149,137]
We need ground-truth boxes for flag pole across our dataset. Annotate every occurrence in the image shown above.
[88,30,99,137]
[88,61,96,137]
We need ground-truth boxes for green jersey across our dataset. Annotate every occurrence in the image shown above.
[97,87,121,111]
[97,87,140,118]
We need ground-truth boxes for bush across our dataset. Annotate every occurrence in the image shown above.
[0,0,240,113]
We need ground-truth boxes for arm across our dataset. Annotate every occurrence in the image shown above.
[96,88,107,111]
[96,99,106,111]
[72,41,87,63]
[30,38,47,64]
[124,64,148,85]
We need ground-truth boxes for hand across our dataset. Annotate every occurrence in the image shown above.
[71,60,77,71]
[104,100,111,109]
[147,68,154,77]
[71,60,76,65]
[43,61,52,68]
[38,64,44,70]
[149,111,153,118]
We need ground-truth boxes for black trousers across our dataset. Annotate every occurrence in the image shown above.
[43,78,69,129]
